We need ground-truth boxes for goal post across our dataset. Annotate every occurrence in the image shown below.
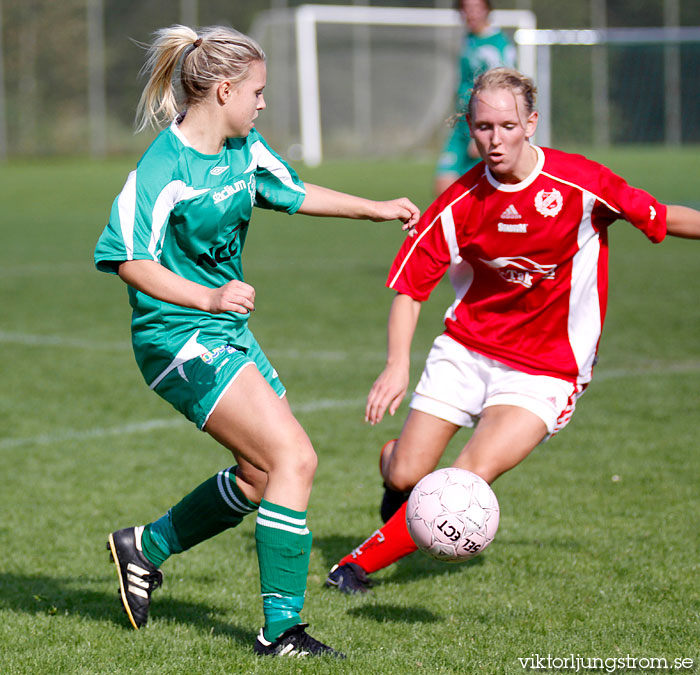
[251,4,537,166]
[293,5,537,166]
[515,26,700,149]
[251,7,700,165]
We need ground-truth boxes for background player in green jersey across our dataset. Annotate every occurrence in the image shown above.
[94,24,419,659]
[434,0,516,196]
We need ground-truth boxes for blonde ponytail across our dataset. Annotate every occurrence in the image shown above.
[135,25,266,132]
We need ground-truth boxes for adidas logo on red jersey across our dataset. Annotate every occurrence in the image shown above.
[500,204,522,219]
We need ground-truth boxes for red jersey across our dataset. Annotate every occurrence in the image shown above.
[388,146,667,385]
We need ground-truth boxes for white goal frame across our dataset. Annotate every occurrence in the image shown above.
[261,4,537,166]
[516,26,700,149]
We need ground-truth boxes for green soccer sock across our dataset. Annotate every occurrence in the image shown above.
[255,499,312,641]
[141,511,182,567]
[141,465,258,568]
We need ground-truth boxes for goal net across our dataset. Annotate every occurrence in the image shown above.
[518,26,700,149]
[250,5,536,166]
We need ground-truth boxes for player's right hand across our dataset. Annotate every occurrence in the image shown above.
[208,280,256,314]
[365,364,410,426]
[370,197,421,232]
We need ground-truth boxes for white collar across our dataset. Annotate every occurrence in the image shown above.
[170,118,193,148]
[484,145,544,192]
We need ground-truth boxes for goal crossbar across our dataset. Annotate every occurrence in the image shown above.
[516,26,700,46]
[293,4,537,166]
[518,26,700,149]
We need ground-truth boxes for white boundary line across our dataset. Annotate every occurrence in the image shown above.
[594,361,700,380]
[0,262,90,278]
[0,330,130,351]
[293,397,365,413]
[0,397,367,450]
[6,332,699,372]
[3,357,699,450]
[0,331,364,360]
[0,419,187,449]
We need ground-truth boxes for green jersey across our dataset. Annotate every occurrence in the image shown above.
[456,27,516,112]
[437,26,516,179]
[95,123,306,387]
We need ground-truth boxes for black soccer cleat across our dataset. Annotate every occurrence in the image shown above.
[325,562,372,594]
[107,525,163,629]
[380,482,411,523]
[254,623,345,658]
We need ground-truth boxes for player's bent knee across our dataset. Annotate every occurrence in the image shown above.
[384,465,422,494]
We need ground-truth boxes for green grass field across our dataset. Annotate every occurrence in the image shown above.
[0,148,699,674]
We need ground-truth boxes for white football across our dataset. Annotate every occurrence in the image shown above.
[406,467,500,562]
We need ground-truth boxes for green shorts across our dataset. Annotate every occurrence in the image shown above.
[436,117,479,178]
[152,334,285,430]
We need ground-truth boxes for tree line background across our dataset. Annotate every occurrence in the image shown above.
[2,0,699,158]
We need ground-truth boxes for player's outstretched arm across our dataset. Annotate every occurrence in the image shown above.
[665,205,700,239]
[118,260,255,315]
[297,183,420,231]
[366,293,422,426]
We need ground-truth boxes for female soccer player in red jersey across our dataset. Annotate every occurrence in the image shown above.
[325,67,700,593]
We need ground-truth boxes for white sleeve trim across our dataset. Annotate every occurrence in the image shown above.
[388,186,474,289]
[541,170,621,215]
[387,216,441,289]
[245,140,305,194]
[147,181,210,259]
[117,170,210,262]
[117,171,137,260]
[440,206,463,266]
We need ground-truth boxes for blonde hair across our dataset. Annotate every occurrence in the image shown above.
[468,67,537,118]
[135,25,266,132]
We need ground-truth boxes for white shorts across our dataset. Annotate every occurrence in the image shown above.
[410,334,584,437]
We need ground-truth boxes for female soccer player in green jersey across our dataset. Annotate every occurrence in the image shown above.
[435,0,516,196]
[94,24,419,658]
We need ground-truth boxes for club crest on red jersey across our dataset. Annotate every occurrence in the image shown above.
[534,188,563,217]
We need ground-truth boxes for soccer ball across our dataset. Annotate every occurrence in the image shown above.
[405,467,500,562]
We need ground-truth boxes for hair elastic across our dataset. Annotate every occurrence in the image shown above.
[184,38,202,60]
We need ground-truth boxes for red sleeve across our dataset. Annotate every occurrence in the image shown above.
[595,164,667,243]
[386,193,454,302]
